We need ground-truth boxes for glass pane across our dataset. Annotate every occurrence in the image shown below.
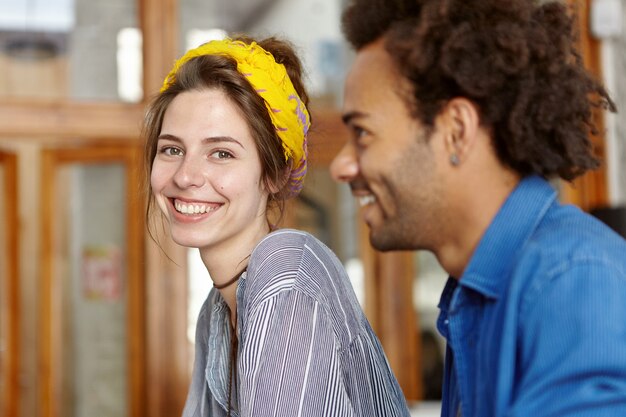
[55,163,128,417]
[0,0,141,102]
[179,0,347,106]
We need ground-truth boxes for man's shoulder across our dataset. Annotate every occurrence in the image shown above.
[531,202,626,261]
[513,202,626,294]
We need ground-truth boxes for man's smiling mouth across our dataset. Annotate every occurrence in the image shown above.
[358,195,377,207]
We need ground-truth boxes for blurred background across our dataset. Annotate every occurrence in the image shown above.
[0,0,624,416]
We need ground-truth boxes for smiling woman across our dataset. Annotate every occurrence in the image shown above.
[151,89,272,255]
[142,36,411,417]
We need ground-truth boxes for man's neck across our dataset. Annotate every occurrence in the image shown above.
[435,169,520,279]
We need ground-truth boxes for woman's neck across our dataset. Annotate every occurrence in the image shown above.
[200,223,271,325]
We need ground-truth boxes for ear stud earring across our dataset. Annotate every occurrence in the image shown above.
[450,153,460,166]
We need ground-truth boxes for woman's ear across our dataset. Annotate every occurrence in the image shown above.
[265,167,291,196]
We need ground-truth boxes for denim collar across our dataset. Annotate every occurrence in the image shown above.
[456,175,557,300]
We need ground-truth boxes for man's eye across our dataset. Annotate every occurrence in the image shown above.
[352,126,370,146]
[353,126,365,138]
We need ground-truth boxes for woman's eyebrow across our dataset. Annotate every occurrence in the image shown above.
[157,134,244,149]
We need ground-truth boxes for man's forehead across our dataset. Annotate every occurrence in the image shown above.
[344,40,408,106]
[350,40,392,77]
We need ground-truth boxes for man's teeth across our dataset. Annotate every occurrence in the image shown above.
[358,195,376,207]
[174,201,217,214]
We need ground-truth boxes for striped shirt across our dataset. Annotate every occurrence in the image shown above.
[182,229,410,417]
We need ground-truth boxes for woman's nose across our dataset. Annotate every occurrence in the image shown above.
[173,156,206,189]
[330,141,359,183]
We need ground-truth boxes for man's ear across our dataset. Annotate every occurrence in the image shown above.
[439,97,481,166]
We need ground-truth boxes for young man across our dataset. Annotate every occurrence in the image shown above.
[331,0,626,416]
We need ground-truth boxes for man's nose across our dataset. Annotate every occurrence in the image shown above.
[330,141,359,183]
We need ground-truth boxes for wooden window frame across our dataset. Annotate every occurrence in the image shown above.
[39,143,145,417]
[0,151,19,417]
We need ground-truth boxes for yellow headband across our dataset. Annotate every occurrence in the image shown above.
[161,38,311,196]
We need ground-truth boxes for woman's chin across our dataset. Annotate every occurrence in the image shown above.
[169,232,207,249]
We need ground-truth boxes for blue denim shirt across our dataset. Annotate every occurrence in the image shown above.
[438,176,626,417]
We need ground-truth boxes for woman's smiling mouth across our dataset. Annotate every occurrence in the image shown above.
[172,198,222,215]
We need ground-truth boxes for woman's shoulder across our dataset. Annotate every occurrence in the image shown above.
[255,228,314,251]
[248,229,312,274]
[251,228,337,268]
[244,229,342,297]
[243,229,368,345]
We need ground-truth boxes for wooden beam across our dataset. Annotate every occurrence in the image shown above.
[376,251,421,401]
[0,100,143,139]
[126,145,148,417]
[138,2,190,417]
[0,151,19,417]
[39,149,55,417]
[139,0,179,98]
[359,219,380,329]
[144,226,189,417]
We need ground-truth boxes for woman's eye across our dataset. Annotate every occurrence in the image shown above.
[160,146,183,156]
[212,150,234,159]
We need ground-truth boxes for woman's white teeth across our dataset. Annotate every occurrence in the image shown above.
[358,195,376,207]
[175,201,216,214]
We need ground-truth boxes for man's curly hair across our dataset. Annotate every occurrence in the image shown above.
[342,0,616,181]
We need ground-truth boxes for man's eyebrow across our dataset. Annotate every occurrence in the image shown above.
[342,111,369,125]
[157,134,244,148]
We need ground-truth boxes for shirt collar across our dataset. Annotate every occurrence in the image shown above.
[437,277,458,338]
[458,175,557,299]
